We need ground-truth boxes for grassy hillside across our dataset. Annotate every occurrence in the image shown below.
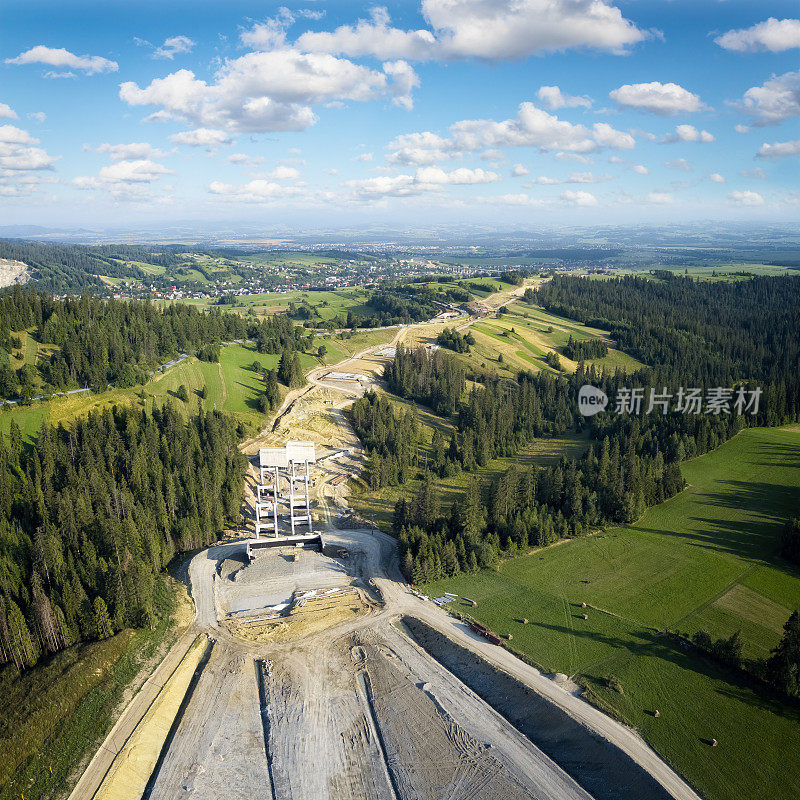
[166,286,375,322]
[0,325,398,443]
[424,426,800,800]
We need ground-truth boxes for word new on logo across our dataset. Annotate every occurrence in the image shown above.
[578,384,608,416]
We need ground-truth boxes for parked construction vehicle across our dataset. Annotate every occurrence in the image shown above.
[467,618,502,646]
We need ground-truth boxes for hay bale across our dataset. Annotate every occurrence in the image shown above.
[522,618,528,624]
[581,602,587,608]
[654,709,660,718]
[582,614,589,620]
[507,633,513,640]
[711,738,718,747]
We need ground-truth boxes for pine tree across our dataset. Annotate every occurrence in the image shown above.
[93,596,113,640]
[5,597,38,669]
[766,611,800,697]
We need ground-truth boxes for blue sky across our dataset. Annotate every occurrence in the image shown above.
[1,0,799,230]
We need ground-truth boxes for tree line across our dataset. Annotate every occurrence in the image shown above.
[357,277,800,580]
[563,335,608,361]
[0,285,311,398]
[0,403,246,670]
[349,392,422,488]
[690,611,800,701]
[538,274,800,389]
[385,346,466,416]
[0,239,186,294]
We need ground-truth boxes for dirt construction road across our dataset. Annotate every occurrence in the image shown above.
[146,531,596,800]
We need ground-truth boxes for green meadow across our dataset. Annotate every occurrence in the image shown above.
[424,426,800,800]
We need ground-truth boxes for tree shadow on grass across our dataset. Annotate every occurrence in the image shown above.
[632,477,800,575]
[700,478,798,519]
[535,619,800,725]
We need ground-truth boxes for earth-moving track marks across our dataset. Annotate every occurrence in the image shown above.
[357,640,538,800]
[255,659,279,800]
[147,643,270,800]
[353,669,402,800]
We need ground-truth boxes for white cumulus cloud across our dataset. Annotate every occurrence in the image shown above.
[227,153,264,166]
[610,82,704,115]
[709,173,726,183]
[737,70,800,125]
[0,103,18,120]
[729,189,764,206]
[170,128,233,147]
[561,190,597,206]
[293,0,646,61]
[6,45,118,74]
[96,159,172,183]
[154,35,196,59]
[664,157,692,171]
[757,139,800,159]
[664,124,715,143]
[0,124,59,175]
[96,142,168,160]
[208,178,303,203]
[536,85,592,110]
[120,48,418,132]
[295,7,437,60]
[716,18,800,53]
[646,191,673,204]
[424,0,647,58]
[264,165,300,180]
[386,103,634,165]
[348,165,499,198]
[529,171,611,185]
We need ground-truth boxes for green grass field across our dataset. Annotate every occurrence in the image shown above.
[164,286,375,323]
[424,426,800,800]
[429,296,644,379]
[0,343,291,440]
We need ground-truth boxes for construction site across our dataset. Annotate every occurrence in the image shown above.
[70,303,703,800]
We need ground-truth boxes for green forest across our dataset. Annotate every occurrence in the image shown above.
[0,285,312,399]
[0,240,186,293]
[0,404,246,669]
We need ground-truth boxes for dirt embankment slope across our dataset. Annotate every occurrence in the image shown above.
[403,617,677,800]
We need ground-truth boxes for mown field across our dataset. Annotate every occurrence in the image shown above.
[410,292,645,382]
[424,426,800,800]
[167,286,375,322]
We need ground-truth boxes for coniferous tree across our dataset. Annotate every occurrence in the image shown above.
[766,611,800,697]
